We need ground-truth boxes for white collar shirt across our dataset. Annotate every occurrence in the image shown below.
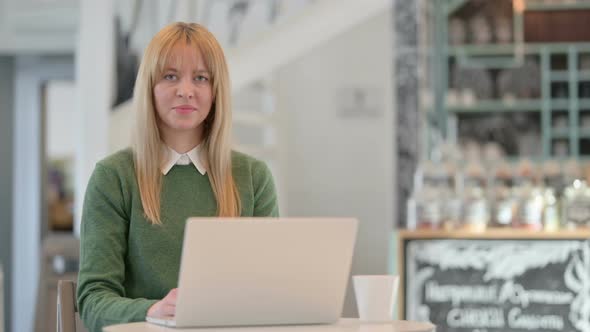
[161,144,207,175]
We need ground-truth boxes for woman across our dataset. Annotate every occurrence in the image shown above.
[77,22,279,332]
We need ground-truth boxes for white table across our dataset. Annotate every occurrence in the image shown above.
[103,319,435,332]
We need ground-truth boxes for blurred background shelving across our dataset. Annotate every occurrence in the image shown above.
[434,0,590,159]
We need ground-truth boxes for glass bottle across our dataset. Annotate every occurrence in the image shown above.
[562,179,590,229]
[543,188,560,231]
[490,162,516,228]
[517,187,545,231]
[513,160,544,230]
[416,188,442,230]
[415,162,443,230]
[440,162,461,230]
[542,160,563,195]
[461,162,490,232]
[562,159,582,192]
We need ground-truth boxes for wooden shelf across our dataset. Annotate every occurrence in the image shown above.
[447,99,542,113]
[552,98,570,108]
[551,129,570,138]
[446,99,579,113]
[439,4,590,159]
[447,43,590,56]
[551,71,590,81]
[526,2,590,11]
[443,0,590,15]
[398,228,590,240]
[551,70,569,81]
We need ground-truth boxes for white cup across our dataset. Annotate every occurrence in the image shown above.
[353,275,399,322]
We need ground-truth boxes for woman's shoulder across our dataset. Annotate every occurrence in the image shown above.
[231,150,265,169]
[95,148,135,173]
[231,150,272,180]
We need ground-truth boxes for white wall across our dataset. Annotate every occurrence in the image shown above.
[276,10,395,316]
[74,0,114,235]
[46,81,76,159]
[0,0,77,54]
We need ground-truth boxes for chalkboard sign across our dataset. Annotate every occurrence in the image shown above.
[404,238,590,332]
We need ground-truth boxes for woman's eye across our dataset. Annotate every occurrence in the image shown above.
[195,75,209,82]
[164,74,177,80]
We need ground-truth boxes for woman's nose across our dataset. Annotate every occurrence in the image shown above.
[176,79,194,98]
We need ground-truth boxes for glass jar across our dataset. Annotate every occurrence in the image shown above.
[562,180,590,229]
[461,162,490,232]
[515,186,544,231]
[542,160,563,194]
[493,186,518,227]
[416,187,442,230]
[462,185,490,232]
[439,162,461,230]
[413,161,443,230]
[490,162,515,227]
[543,188,560,231]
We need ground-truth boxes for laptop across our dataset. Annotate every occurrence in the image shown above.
[146,217,358,328]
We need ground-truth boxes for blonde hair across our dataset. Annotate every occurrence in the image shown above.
[132,22,241,224]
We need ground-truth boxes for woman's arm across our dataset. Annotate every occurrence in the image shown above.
[252,160,279,217]
[77,163,157,332]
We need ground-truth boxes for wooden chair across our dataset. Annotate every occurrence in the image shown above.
[57,280,87,332]
[1,264,4,332]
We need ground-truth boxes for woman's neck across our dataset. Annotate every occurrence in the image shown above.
[160,128,204,154]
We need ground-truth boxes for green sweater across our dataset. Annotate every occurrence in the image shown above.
[77,148,279,332]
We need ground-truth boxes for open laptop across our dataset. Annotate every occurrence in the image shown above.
[146,217,358,328]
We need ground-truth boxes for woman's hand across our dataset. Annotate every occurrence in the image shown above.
[146,288,178,318]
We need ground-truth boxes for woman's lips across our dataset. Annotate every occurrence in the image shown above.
[173,106,196,114]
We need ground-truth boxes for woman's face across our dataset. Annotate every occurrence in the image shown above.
[153,42,213,137]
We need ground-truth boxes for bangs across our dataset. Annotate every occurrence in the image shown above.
[152,31,216,83]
